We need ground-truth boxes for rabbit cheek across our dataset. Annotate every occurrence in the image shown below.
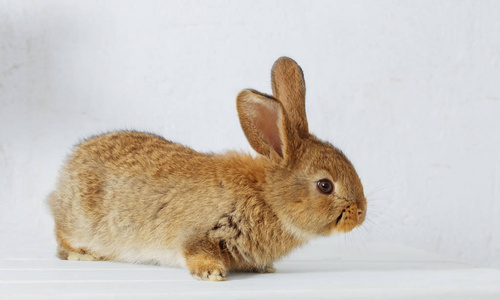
[290,198,338,237]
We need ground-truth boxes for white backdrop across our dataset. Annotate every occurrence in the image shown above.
[1,0,499,268]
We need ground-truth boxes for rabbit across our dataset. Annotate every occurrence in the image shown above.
[48,57,367,281]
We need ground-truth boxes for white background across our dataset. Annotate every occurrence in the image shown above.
[1,0,499,268]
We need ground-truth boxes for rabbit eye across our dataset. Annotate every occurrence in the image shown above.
[317,179,334,194]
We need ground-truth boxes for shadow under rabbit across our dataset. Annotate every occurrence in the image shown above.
[274,260,472,274]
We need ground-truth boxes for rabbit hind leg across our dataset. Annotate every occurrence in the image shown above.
[56,232,102,261]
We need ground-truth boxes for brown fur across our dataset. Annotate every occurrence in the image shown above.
[48,57,366,281]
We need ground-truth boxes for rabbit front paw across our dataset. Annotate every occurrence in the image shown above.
[191,264,227,281]
[184,239,228,281]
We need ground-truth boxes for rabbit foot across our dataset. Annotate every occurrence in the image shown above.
[256,264,276,273]
[248,264,275,273]
[187,258,227,281]
[191,265,227,281]
[184,238,229,281]
[57,243,101,261]
[66,251,99,261]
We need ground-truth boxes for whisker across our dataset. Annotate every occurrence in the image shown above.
[367,209,393,219]
[362,219,388,239]
[365,183,401,198]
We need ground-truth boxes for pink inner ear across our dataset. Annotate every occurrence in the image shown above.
[254,102,283,157]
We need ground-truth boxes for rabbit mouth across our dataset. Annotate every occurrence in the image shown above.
[335,211,344,225]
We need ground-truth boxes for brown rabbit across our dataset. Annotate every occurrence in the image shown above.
[48,57,367,281]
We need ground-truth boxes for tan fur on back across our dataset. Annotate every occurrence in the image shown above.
[48,57,366,281]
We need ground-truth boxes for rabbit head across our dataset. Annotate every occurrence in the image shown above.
[237,57,366,239]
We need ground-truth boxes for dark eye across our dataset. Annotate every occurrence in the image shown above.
[317,179,334,194]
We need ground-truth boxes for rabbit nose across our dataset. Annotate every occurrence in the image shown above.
[357,209,364,222]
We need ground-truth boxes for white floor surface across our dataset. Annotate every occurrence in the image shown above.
[1,240,499,299]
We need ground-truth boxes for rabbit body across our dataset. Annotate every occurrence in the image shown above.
[49,57,366,281]
[49,132,301,277]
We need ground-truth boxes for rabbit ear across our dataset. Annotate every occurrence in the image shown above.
[271,57,309,139]
[237,89,296,162]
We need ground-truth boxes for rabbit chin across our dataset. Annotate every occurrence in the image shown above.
[330,214,362,234]
[329,224,358,235]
